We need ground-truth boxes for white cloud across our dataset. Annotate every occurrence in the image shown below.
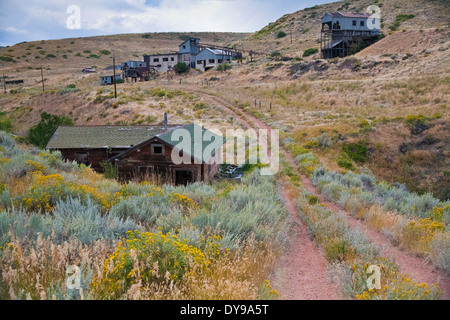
[0,0,329,45]
[1,26,28,34]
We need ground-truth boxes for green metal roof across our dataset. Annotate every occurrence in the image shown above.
[46,126,169,149]
[158,123,225,163]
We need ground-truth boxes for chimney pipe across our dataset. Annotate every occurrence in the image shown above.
[164,113,168,130]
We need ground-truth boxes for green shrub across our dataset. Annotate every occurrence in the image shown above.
[303,48,319,57]
[217,64,232,72]
[100,161,118,180]
[0,113,13,132]
[99,50,111,55]
[338,151,355,170]
[28,112,74,149]
[173,62,189,74]
[342,141,368,163]
[390,14,415,31]
[277,31,287,38]
[304,140,319,149]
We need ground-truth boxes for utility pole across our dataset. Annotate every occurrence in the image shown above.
[290,23,293,44]
[41,66,45,92]
[111,55,117,99]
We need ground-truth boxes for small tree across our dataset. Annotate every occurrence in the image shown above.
[277,31,287,38]
[173,62,189,74]
[28,112,73,149]
[100,161,118,179]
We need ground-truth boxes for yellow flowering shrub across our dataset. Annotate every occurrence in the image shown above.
[0,157,10,165]
[21,171,110,212]
[400,218,445,248]
[25,160,46,173]
[258,280,279,300]
[113,184,197,210]
[92,230,211,299]
[22,172,67,212]
[430,204,449,222]
[356,275,442,300]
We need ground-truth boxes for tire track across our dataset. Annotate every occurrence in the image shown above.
[185,88,450,300]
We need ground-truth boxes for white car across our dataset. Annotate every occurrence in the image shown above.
[82,67,97,74]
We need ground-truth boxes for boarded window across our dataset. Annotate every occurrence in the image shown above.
[152,144,164,154]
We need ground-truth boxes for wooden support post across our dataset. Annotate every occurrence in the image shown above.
[290,23,293,44]
[112,56,117,99]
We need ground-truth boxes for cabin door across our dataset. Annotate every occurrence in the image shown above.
[175,170,193,186]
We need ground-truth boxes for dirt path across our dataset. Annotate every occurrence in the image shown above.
[185,87,450,300]
[194,90,340,299]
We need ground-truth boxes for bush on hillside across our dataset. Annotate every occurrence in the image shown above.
[28,112,74,149]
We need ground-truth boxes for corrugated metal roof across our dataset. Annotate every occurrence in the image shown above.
[329,12,371,18]
[46,125,172,149]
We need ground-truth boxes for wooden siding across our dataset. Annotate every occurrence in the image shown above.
[59,148,128,172]
[114,139,220,184]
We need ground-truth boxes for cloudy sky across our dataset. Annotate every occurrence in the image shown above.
[0,0,330,46]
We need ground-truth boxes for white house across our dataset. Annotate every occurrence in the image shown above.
[195,48,232,72]
[143,53,178,72]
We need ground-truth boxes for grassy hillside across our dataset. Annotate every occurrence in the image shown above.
[234,0,450,57]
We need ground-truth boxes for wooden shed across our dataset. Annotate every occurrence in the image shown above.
[46,123,224,185]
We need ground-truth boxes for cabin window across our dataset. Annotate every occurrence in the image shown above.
[151,144,164,154]
[197,60,203,64]
[218,59,223,63]
[360,21,365,27]
[352,20,357,26]
[163,57,169,62]
[209,59,215,64]
[183,45,186,49]
[153,58,159,62]
[171,57,175,61]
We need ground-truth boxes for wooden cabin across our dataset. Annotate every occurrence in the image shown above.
[46,123,224,185]
[321,12,380,59]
